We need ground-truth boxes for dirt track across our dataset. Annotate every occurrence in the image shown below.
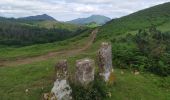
[0,29,98,67]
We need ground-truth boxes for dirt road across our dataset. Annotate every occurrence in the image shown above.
[0,29,98,67]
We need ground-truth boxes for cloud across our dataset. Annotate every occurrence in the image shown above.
[0,0,169,21]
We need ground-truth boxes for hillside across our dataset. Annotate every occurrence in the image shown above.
[0,16,85,46]
[97,2,170,76]
[67,15,111,25]
[98,2,170,38]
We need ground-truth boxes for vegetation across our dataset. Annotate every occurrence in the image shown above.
[98,2,170,39]
[0,29,90,60]
[0,56,169,100]
[86,22,100,28]
[70,75,109,100]
[0,17,86,46]
[0,2,170,100]
[96,2,170,76]
[111,27,170,76]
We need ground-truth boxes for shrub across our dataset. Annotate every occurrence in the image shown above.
[70,74,110,100]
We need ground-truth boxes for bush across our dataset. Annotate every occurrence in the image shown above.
[70,74,109,100]
[111,27,170,76]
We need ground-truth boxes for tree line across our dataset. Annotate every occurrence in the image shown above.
[0,20,86,46]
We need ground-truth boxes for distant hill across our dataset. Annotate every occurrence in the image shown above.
[67,15,111,25]
[18,14,56,21]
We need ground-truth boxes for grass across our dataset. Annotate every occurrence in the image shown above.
[158,20,170,32]
[0,31,90,60]
[0,39,170,100]
[0,57,169,100]
[107,69,170,100]
[35,20,80,31]
[0,23,170,100]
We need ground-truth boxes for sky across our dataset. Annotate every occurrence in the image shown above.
[0,0,170,21]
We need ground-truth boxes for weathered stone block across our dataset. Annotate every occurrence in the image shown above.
[98,42,113,81]
[75,58,95,85]
[51,79,72,100]
[55,60,68,80]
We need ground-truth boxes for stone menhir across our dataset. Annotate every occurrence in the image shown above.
[98,42,113,81]
[51,79,72,100]
[75,58,95,85]
[44,59,72,100]
[55,60,68,80]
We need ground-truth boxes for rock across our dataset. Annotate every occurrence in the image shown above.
[42,93,57,100]
[42,93,51,100]
[48,59,72,100]
[25,89,29,95]
[134,70,140,75]
[98,42,113,81]
[55,60,68,80]
[51,79,72,100]
[75,58,95,85]
[121,70,124,75]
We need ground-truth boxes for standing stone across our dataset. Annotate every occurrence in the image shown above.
[55,60,68,80]
[75,58,95,85]
[49,60,72,100]
[98,42,113,81]
[51,79,72,100]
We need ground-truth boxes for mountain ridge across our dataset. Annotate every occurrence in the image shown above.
[67,15,111,25]
[18,14,56,21]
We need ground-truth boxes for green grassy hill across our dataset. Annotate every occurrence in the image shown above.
[96,2,170,76]
[98,2,170,39]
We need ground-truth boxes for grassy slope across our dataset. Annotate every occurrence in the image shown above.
[0,30,90,60]
[0,28,170,99]
[33,20,80,31]
[0,52,170,100]
[98,2,170,39]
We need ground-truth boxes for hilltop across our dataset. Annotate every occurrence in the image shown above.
[67,15,111,25]
[18,14,56,21]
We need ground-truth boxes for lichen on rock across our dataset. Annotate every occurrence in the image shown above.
[51,79,72,100]
[98,42,113,81]
[75,58,95,85]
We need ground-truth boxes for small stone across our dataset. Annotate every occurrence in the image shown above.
[25,89,29,93]
[134,70,140,75]
[42,93,50,100]
[121,70,124,75]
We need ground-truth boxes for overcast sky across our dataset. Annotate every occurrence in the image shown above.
[0,0,169,21]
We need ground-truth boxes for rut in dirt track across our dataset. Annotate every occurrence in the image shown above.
[0,29,98,67]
